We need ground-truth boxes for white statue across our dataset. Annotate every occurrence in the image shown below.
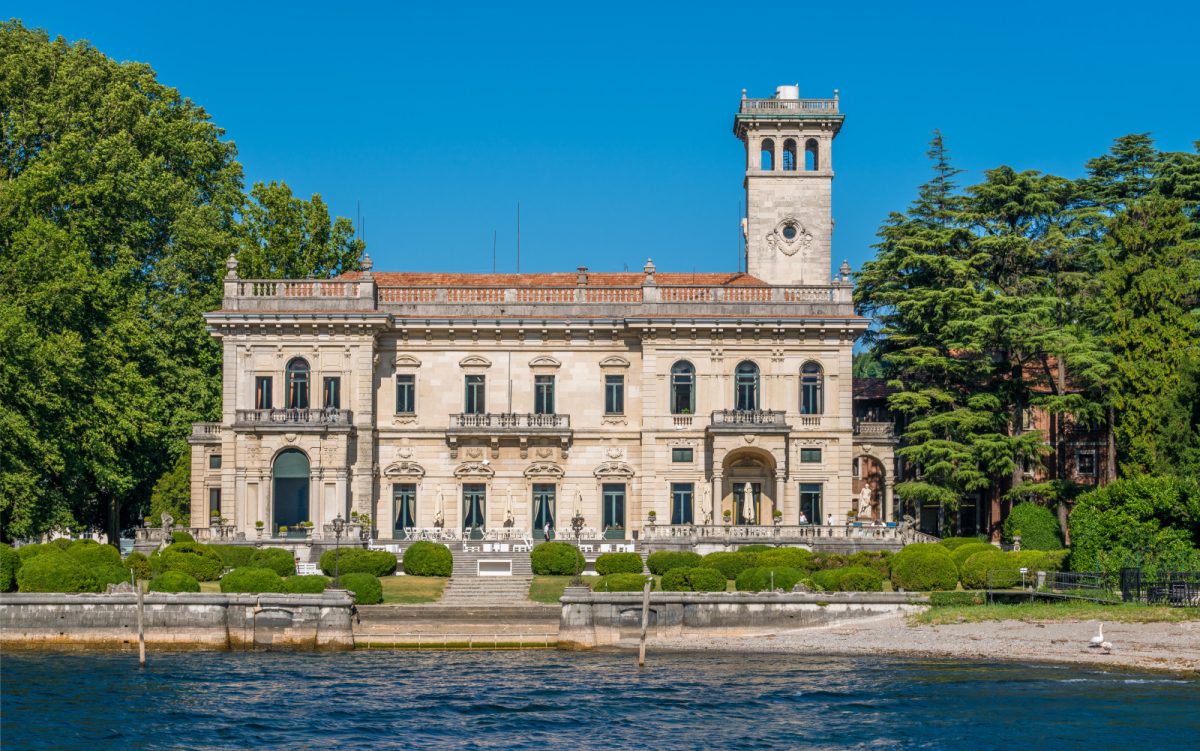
[859,484,877,521]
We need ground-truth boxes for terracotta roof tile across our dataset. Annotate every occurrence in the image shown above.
[853,377,894,400]
[341,271,767,287]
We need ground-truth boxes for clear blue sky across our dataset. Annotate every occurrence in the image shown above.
[10,1,1200,277]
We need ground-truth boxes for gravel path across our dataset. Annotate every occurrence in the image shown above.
[643,614,1200,674]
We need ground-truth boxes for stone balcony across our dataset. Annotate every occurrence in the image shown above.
[187,422,223,444]
[739,96,839,114]
[853,421,896,440]
[233,408,354,432]
[707,410,791,434]
[446,413,573,459]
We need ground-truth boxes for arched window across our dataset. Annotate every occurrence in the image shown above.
[734,361,760,411]
[286,358,310,409]
[273,448,310,532]
[805,139,819,171]
[760,139,775,171]
[670,361,695,415]
[800,361,824,414]
[782,139,797,171]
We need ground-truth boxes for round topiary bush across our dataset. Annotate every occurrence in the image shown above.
[219,567,286,593]
[149,570,200,593]
[400,542,450,577]
[811,553,849,570]
[65,540,122,569]
[847,550,893,577]
[1,543,21,592]
[699,551,758,580]
[595,552,643,575]
[810,568,843,592]
[737,544,774,553]
[830,566,885,592]
[959,550,1017,589]
[211,545,256,568]
[645,551,702,576]
[16,543,62,562]
[735,566,803,592]
[283,575,330,594]
[339,572,382,604]
[530,542,583,576]
[160,542,225,582]
[171,531,195,543]
[250,548,296,577]
[756,547,816,572]
[124,551,152,581]
[320,548,400,577]
[890,546,959,591]
[94,563,134,589]
[939,536,987,551]
[591,573,655,592]
[16,553,101,593]
[1003,502,1064,550]
[661,567,726,592]
[951,542,998,569]
[50,538,72,550]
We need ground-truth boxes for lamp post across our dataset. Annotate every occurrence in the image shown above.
[331,513,346,587]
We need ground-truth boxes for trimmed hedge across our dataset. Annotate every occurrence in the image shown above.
[939,536,988,551]
[219,567,286,593]
[16,543,62,561]
[211,545,256,568]
[94,563,133,589]
[699,551,759,580]
[321,548,399,577]
[890,545,959,591]
[149,571,200,593]
[283,575,330,594]
[160,542,225,582]
[531,542,584,576]
[1,543,20,592]
[929,590,985,607]
[960,550,1017,589]
[737,544,774,553]
[595,552,643,575]
[848,551,893,577]
[171,531,195,543]
[832,566,885,592]
[400,542,450,577]
[65,540,122,569]
[811,553,849,570]
[124,551,152,581]
[756,547,816,572]
[250,548,296,577]
[735,566,804,592]
[340,572,383,604]
[591,573,655,592]
[16,554,101,593]
[1003,502,1064,550]
[951,543,997,569]
[645,551,702,576]
[661,567,727,592]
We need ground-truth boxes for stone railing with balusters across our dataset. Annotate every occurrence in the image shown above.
[739,97,840,114]
[234,408,353,429]
[449,413,571,430]
[854,421,896,439]
[642,523,938,546]
[189,422,223,442]
[709,409,790,431]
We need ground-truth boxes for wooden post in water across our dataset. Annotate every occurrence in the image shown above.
[638,579,651,668]
[136,580,146,667]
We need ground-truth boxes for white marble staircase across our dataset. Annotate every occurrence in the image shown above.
[439,548,534,605]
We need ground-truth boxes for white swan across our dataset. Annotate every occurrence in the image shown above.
[1089,622,1104,648]
[1100,640,1113,653]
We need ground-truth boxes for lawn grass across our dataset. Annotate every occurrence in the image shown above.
[529,575,574,603]
[912,600,1200,626]
[199,581,220,593]
[379,575,445,604]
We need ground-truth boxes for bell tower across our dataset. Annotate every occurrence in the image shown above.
[734,85,844,285]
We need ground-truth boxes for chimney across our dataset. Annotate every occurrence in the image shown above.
[577,266,589,285]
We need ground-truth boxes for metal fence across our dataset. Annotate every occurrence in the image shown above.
[1120,568,1200,607]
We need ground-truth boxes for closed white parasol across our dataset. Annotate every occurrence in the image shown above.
[742,483,755,524]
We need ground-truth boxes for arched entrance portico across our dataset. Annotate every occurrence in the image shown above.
[720,448,777,524]
[852,453,888,522]
[272,448,310,531]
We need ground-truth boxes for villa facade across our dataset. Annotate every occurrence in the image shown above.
[188,86,900,542]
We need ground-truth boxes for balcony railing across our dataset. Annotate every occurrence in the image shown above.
[235,408,353,428]
[449,413,571,430]
[854,421,896,439]
[709,409,789,430]
[739,97,839,114]
[189,422,223,441]
[377,284,850,306]
[642,523,939,545]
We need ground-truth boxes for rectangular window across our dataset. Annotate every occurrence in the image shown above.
[800,448,822,463]
[532,484,556,537]
[254,376,273,410]
[462,484,486,538]
[602,483,625,537]
[396,374,416,414]
[800,483,822,525]
[604,375,624,414]
[209,455,222,470]
[464,375,486,414]
[534,375,555,415]
[671,483,694,525]
[208,487,221,517]
[393,484,416,534]
[671,447,694,463]
[1077,450,1097,477]
[322,377,341,409]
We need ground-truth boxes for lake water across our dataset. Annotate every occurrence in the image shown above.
[2,651,1196,750]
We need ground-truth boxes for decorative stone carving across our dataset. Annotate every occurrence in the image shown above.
[397,446,414,459]
[466,447,483,460]
[536,447,553,459]
[528,355,562,369]
[383,461,425,479]
[765,216,815,257]
[666,438,697,447]
[453,461,495,479]
[606,447,624,460]
[602,415,628,426]
[458,355,492,369]
[593,461,635,479]
[599,355,630,369]
[523,462,564,479]
[393,354,422,368]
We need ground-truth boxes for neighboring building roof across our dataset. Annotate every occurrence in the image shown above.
[853,377,893,400]
[341,271,768,287]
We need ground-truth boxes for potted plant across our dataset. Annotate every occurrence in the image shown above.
[210,509,220,527]
[773,508,783,525]
[1012,528,1022,552]
[255,520,264,539]
[278,525,289,537]
[302,520,315,540]
[647,509,657,525]
[722,508,732,525]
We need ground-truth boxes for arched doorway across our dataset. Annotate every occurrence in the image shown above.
[273,449,310,532]
[853,455,886,522]
[721,449,777,524]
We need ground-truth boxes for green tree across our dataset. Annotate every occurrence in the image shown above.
[237,181,362,279]
[149,452,192,527]
[1156,351,1200,480]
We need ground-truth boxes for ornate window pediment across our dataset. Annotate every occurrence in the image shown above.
[383,461,425,479]
[458,355,492,369]
[528,355,561,369]
[393,354,422,369]
[523,462,564,479]
[593,461,635,479]
[453,461,495,478]
[599,355,630,369]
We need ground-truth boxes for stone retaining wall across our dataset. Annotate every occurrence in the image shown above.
[558,589,927,649]
[0,592,355,651]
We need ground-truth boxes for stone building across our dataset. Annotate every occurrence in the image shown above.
[187,85,899,542]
